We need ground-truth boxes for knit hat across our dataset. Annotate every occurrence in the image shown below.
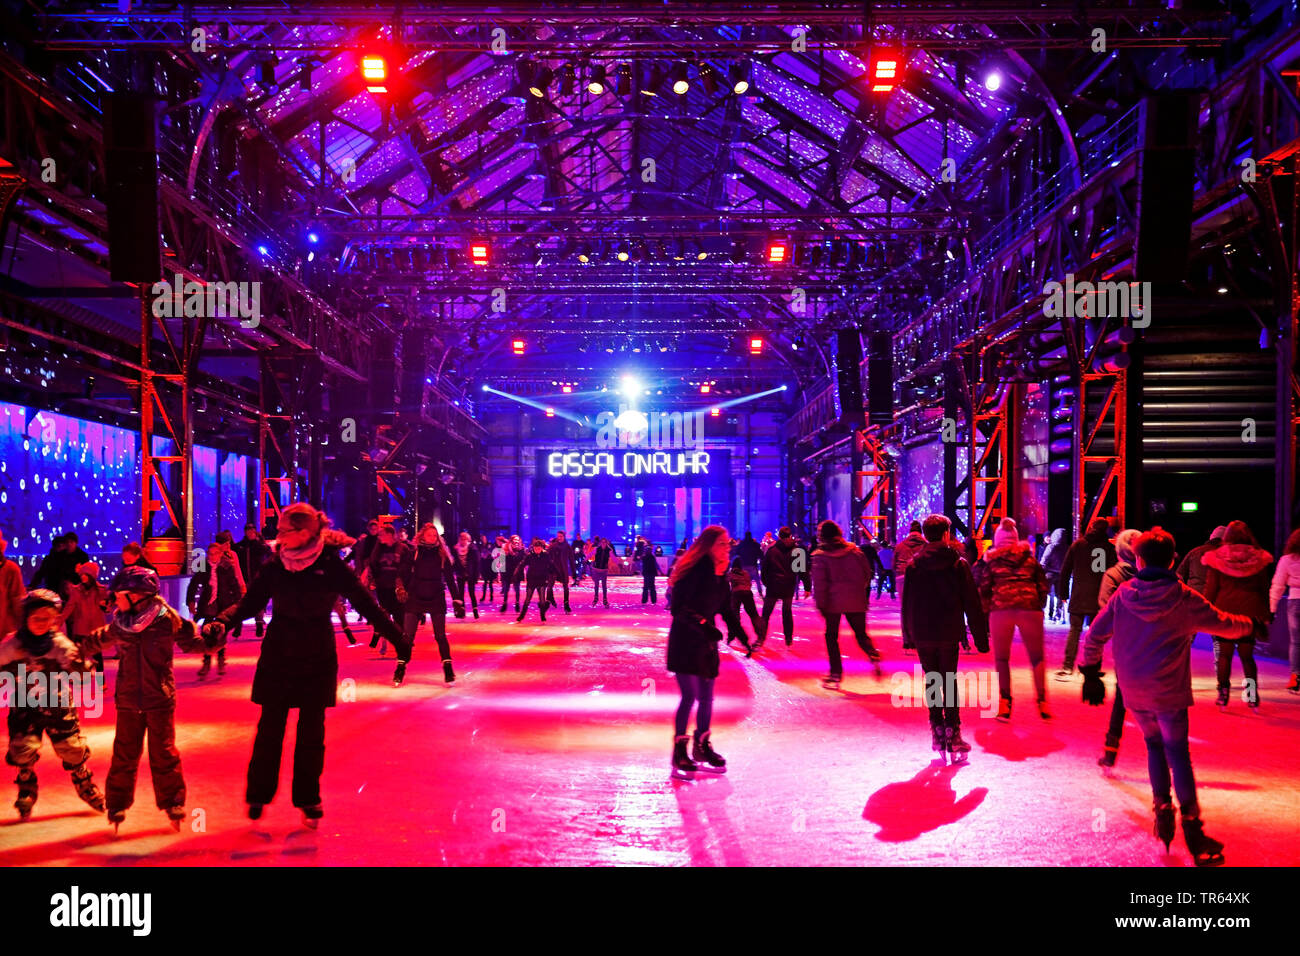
[993,517,1019,549]
[1210,525,1228,541]
[22,588,63,616]
[110,565,160,596]
[1113,529,1141,565]
[75,561,100,580]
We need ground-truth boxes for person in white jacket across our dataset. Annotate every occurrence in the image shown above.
[1268,528,1300,693]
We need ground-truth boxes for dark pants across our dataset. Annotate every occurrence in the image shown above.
[590,568,609,603]
[642,579,658,604]
[822,610,876,678]
[874,572,895,598]
[479,573,495,602]
[519,583,550,619]
[375,586,404,623]
[759,591,794,642]
[1131,707,1197,812]
[743,564,762,596]
[1062,610,1094,669]
[1214,628,1260,699]
[403,609,451,662]
[916,643,961,730]
[455,575,478,617]
[732,590,759,633]
[247,704,327,809]
[105,707,184,812]
[500,578,521,611]
[546,575,571,609]
[1106,684,1127,741]
[6,707,91,770]
[674,674,714,737]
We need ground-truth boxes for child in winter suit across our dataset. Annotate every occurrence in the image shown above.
[79,566,213,831]
[1080,527,1253,866]
[0,589,105,818]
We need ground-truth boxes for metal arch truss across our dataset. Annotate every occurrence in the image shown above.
[853,429,894,543]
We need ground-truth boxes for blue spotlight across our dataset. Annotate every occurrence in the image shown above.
[308,231,320,245]
[257,243,270,256]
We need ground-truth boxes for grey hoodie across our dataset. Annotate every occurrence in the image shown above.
[1082,568,1252,713]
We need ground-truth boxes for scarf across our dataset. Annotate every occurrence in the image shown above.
[279,533,326,572]
[15,625,54,658]
[455,540,470,557]
[113,595,165,633]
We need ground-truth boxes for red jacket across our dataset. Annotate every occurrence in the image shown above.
[977,544,1049,613]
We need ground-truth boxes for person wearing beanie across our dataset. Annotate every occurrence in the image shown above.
[976,518,1052,721]
[902,514,989,760]
[512,538,557,623]
[1095,529,1141,768]
[78,566,212,832]
[200,503,408,828]
[1177,526,1228,596]
[62,562,109,672]
[1203,520,1272,709]
[1054,517,1117,678]
[810,519,881,688]
[1039,528,1069,624]
[0,530,24,640]
[0,589,106,819]
[1268,528,1300,694]
[1080,527,1253,866]
[185,541,246,679]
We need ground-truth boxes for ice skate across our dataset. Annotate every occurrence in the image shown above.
[216,649,226,676]
[247,804,264,820]
[691,730,726,774]
[1287,672,1299,694]
[107,809,125,833]
[820,673,842,689]
[442,660,456,684]
[1181,813,1225,867]
[1036,698,1052,720]
[392,661,407,687]
[1215,686,1229,708]
[255,620,264,638]
[301,805,324,830]
[70,764,105,812]
[945,726,970,764]
[343,627,358,646]
[166,806,186,832]
[1098,734,1119,769]
[930,724,948,762]
[13,768,37,820]
[1153,802,1176,852]
[197,655,211,680]
[1053,663,1074,681]
[671,735,697,780]
[995,697,1012,722]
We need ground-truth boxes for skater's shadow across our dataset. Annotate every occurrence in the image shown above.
[672,775,748,867]
[862,764,987,843]
[972,724,1066,762]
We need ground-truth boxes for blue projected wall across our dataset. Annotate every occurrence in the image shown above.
[0,402,251,581]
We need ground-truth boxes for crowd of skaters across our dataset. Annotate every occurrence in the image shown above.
[0,503,1295,865]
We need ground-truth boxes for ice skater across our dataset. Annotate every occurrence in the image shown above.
[666,526,743,779]
[0,590,105,819]
[901,514,988,762]
[724,559,756,655]
[757,527,799,647]
[975,518,1051,721]
[513,538,555,623]
[641,544,660,605]
[499,536,524,613]
[79,568,214,831]
[186,541,245,678]
[1202,520,1271,709]
[203,504,408,828]
[589,537,613,607]
[1095,529,1140,767]
[810,520,881,688]
[396,524,458,685]
[1080,527,1252,866]
[452,531,480,620]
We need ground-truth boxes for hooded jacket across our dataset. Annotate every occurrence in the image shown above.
[810,539,873,614]
[1269,552,1300,613]
[902,542,988,650]
[1055,525,1117,614]
[1203,542,1272,624]
[1176,535,1223,595]
[977,543,1050,613]
[760,537,800,597]
[1097,561,1138,608]
[1082,567,1253,712]
[892,532,927,582]
[80,598,206,712]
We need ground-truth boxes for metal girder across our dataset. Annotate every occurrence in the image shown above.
[853,430,895,543]
[965,380,1014,543]
[258,350,325,526]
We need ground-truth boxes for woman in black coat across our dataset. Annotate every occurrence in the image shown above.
[397,524,459,685]
[499,535,524,613]
[666,525,743,779]
[205,503,407,829]
[451,531,480,619]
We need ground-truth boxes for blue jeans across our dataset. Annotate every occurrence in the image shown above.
[1287,598,1300,672]
[674,674,714,737]
[1131,708,1197,813]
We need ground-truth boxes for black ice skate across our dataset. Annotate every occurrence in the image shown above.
[344,627,357,646]
[216,649,226,676]
[945,726,970,764]
[820,673,842,689]
[442,660,456,683]
[996,697,1012,722]
[1098,733,1119,769]
[70,764,105,812]
[197,655,212,680]
[1216,686,1229,708]
[691,730,726,773]
[1154,802,1176,852]
[930,724,947,758]
[1181,812,1225,867]
[166,806,186,832]
[1036,698,1052,720]
[301,804,324,830]
[107,809,125,833]
[13,768,37,820]
[255,620,265,638]
[247,804,264,820]
[392,661,407,687]
[671,735,698,780]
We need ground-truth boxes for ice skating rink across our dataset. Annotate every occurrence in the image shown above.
[4,577,1298,867]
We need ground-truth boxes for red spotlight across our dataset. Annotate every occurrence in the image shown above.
[869,52,899,93]
[710,407,721,417]
[700,383,710,394]
[749,336,764,355]
[512,339,525,354]
[766,242,788,264]
[470,240,489,265]
[545,408,555,417]
[562,385,573,393]
[361,54,388,93]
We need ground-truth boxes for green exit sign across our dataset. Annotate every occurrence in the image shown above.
[1181,502,1199,513]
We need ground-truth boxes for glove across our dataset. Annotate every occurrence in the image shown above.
[960,637,971,652]
[201,621,226,648]
[1079,663,1106,706]
[395,586,409,604]
[453,599,465,618]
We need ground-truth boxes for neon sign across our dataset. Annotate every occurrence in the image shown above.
[546,450,711,479]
